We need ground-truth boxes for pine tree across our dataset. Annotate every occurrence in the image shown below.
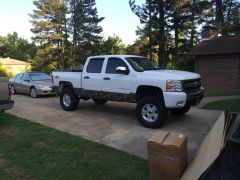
[129,0,167,67]
[69,0,104,63]
[222,0,240,34]
[30,0,68,69]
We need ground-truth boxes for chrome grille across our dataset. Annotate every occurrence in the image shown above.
[182,78,201,94]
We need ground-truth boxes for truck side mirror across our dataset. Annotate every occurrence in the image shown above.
[116,66,129,75]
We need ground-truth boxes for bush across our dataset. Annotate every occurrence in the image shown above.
[0,63,8,77]
[175,55,194,72]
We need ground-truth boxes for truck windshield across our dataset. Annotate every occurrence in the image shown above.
[29,73,51,81]
[125,57,160,72]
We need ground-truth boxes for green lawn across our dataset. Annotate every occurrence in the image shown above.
[204,89,240,97]
[0,113,148,180]
[203,99,240,112]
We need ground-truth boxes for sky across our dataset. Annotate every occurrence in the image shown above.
[0,0,144,45]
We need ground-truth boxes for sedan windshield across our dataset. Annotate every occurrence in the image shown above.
[125,57,160,72]
[29,73,51,81]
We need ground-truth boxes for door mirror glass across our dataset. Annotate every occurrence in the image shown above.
[116,66,129,75]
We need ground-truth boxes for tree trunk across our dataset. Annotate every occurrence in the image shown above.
[216,0,224,34]
[190,0,196,48]
[148,0,153,61]
[173,12,179,68]
[158,0,165,68]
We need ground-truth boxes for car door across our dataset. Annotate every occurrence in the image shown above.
[21,74,31,93]
[14,74,23,93]
[82,57,105,92]
[102,57,133,94]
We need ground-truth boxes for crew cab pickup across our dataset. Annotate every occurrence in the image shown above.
[0,77,14,112]
[52,55,204,128]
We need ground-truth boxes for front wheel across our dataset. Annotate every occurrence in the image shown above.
[93,98,107,105]
[136,96,167,129]
[60,88,79,111]
[30,87,38,98]
[168,106,191,116]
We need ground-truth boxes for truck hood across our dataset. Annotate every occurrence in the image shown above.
[140,70,201,80]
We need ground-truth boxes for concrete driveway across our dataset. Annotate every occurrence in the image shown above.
[7,95,221,160]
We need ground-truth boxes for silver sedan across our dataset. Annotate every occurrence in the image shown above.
[9,72,56,98]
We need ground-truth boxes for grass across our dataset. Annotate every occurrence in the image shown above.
[0,113,148,180]
[204,89,240,97]
[203,99,240,112]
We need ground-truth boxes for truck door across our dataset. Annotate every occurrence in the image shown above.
[82,57,105,92]
[102,57,133,94]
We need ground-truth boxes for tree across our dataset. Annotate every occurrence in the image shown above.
[69,0,104,63]
[129,0,156,61]
[129,0,167,67]
[221,0,240,34]
[126,36,151,58]
[101,35,126,55]
[0,32,37,61]
[30,0,68,68]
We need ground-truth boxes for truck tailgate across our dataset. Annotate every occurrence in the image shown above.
[0,77,10,101]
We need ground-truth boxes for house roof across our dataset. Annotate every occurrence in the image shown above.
[0,58,30,65]
[190,35,240,56]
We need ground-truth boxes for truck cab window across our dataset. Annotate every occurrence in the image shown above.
[87,58,104,73]
[106,58,128,74]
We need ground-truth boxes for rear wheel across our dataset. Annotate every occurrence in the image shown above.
[136,96,167,129]
[60,88,79,111]
[30,87,38,98]
[93,98,107,105]
[168,106,191,116]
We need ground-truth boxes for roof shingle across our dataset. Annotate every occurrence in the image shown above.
[0,58,30,65]
[190,35,240,56]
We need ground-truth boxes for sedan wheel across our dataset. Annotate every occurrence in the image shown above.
[30,87,38,98]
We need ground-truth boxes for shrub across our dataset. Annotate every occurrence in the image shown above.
[0,63,8,77]
[175,55,194,72]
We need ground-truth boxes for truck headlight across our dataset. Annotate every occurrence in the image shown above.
[166,80,183,92]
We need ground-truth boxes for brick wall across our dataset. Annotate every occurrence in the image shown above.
[195,55,240,90]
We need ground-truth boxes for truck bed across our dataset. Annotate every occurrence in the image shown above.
[52,71,82,89]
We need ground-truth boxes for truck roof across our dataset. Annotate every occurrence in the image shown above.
[88,55,144,59]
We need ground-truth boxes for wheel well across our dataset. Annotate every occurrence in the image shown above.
[59,81,73,92]
[136,86,164,102]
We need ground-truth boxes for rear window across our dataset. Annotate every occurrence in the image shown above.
[86,58,104,73]
[29,73,51,81]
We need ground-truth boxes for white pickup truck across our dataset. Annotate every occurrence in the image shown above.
[52,55,204,128]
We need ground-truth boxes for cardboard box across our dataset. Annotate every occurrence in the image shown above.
[148,131,188,180]
[181,111,237,180]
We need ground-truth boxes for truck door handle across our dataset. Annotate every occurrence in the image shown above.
[84,76,90,79]
[103,77,111,80]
